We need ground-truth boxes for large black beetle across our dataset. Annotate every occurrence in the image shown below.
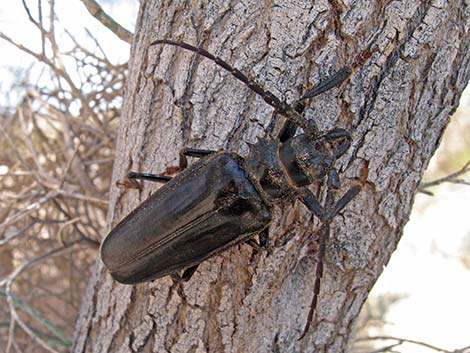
[101,40,366,338]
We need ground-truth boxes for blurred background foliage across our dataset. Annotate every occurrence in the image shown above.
[0,1,130,351]
[425,94,470,178]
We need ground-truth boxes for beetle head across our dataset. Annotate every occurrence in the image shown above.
[279,129,351,188]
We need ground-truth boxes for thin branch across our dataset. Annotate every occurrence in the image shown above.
[419,159,470,195]
[0,289,72,348]
[0,31,44,62]
[51,199,101,248]
[58,190,108,206]
[5,308,15,353]
[0,190,60,232]
[0,31,109,135]
[365,342,401,353]
[0,222,37,247]
[0,31,83,104]
[21,0,41,29]
[2,240,86,353]
[80,0,133,43]
[83,27,110,63]
[355,335,458,353]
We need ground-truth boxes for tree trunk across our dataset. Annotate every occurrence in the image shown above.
[72,1,470,352]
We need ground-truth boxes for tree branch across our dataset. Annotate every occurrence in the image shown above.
[356,335,470,353]
[80,0,133,43]
[419,160,470,195]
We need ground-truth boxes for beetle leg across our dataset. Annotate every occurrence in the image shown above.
[276,98,307,142]
[181,264,199,281]
[245,228,270,249]
[299,220,330,340]
[179,147,216,170]
[298,187,325,220]
[127,172,172,183]
[277,119,298,142]
[297,67,351,102]
[244,227,270,251]
[258,227,270,248]
[331,185,361,219]
[245,238,260,249]
[171,264,200,283]
[299,190,335,340]
[327,168,341,190]
[330,160,368,218]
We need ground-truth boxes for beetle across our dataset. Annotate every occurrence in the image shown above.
[100,39,366,338]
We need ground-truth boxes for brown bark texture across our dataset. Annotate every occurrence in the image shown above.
[72,1,470,352]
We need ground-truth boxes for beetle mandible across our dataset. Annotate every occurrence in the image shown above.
[100,39,367,339]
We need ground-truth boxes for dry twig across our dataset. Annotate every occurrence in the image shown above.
[419,160,470,195]
[80,0,133,43]
[354,335,470,353]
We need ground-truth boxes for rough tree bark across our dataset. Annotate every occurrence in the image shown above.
[72,1,470,352]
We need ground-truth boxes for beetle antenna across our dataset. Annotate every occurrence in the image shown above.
[298,188,336,340]
[299,221,330,340]
[150,39,321,137]
[150,39,289,112]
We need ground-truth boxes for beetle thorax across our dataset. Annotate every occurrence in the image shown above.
[244,138,295,203]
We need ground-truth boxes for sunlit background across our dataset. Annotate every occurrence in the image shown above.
[355,95,470,352]
[0,1,469,352]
